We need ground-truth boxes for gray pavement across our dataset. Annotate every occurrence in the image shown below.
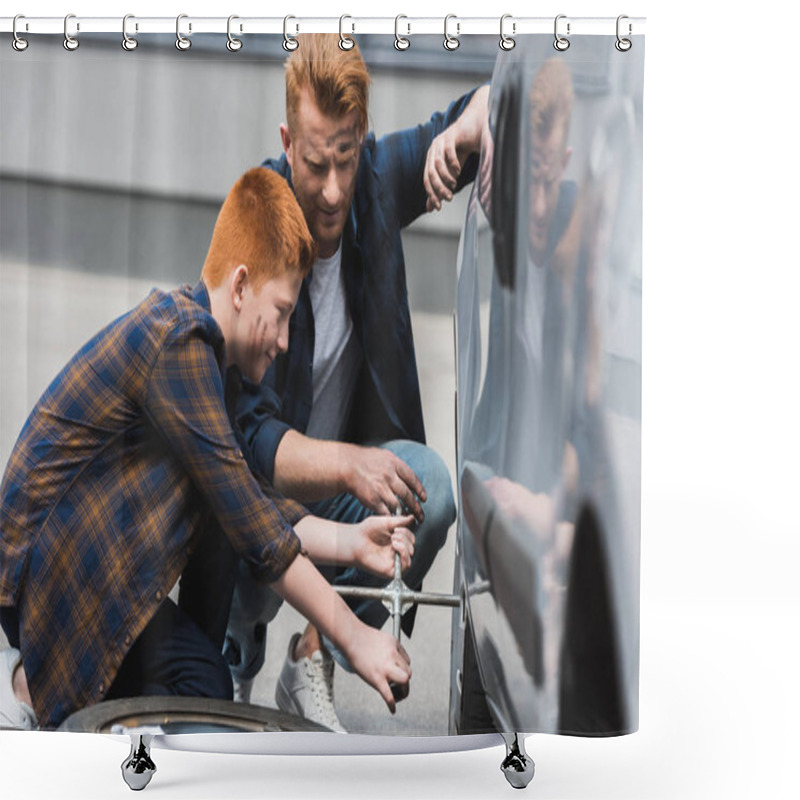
[0,260,458,735]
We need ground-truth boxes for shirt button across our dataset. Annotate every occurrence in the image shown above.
[235,449,243,459]
[98,684,105,695]
[124,635,132,647]
[155,590,163,601]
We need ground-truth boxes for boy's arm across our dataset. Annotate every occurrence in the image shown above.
[144,331,305,583]
[272,553,411,712]
[293,513,415,578]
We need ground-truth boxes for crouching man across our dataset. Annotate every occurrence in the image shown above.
[0,167,412,731]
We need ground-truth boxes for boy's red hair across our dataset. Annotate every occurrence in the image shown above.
[202,167,315,289]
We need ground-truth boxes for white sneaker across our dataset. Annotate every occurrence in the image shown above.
[1,648,38,730]
[275,633,345,732]
[232,675,254,704]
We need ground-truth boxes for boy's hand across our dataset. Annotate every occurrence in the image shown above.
[347,627,412,714]
[353,514,415,578]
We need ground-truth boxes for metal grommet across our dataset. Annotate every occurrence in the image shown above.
[12,15,29,52]
[499,14,515,51]
[63,13,79,51]
[553,14,570,52]
[339,15,355,51]
[227,15,243,52]
[443,14,460,51]
[615,14,632,52]
[283,15,299,52]
[122,14,138,51]
[394,15,410,51]
[176,14,191,51]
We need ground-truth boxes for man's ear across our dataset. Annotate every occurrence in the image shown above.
[280,124,293,170]
[231,264,249,312]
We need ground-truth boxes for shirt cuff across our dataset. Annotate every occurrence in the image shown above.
[250,525,302,585]
[250,418,292,485]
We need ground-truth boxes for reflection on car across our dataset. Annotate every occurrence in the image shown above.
[450,41,642,737]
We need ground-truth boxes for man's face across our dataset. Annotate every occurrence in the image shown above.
[228,269,303,384]
[528,125,570,264]
[281,89,361,259]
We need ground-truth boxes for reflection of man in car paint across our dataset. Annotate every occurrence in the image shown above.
[470,58,577,492]
[527,62,573,266]
[465,60,578,724]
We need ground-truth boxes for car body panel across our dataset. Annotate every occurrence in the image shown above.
[451,38,643,736]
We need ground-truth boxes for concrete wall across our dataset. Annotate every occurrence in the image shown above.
[1,36,489,313]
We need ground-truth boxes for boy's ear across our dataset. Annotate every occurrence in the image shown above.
[231,264,249,311]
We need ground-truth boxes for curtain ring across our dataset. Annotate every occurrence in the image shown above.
[175,14,191,50]
[443,14,460,51]
[499,14,515,51]
[122,14,138,51]
[394,15,410,51]
[283,15,299,51]
[553,14,570,51]
[339,15,355,51]
[615,15,632,52]
[12,15,29,52]
[227,15,243,51]
[63,13,79,51]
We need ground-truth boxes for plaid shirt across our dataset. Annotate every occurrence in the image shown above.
[0,281,305,729]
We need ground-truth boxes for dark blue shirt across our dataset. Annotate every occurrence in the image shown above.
[236,91,480,484]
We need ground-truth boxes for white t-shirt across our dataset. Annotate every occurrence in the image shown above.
[305,241,362,441]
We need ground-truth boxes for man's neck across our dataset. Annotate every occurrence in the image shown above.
[317,237,343,261]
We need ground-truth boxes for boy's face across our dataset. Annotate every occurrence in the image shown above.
[228,269,302,383]
[281,88,361,259]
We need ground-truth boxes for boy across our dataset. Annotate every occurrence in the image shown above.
[0,168,412,731]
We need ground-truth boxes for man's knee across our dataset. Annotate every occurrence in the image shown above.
[418,448,457,536]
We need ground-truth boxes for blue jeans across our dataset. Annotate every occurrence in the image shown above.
[223,440,455,676]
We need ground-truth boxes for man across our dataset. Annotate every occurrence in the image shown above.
[0,168,414,731]
[224,34,491,730]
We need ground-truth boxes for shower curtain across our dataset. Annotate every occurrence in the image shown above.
[0,25,643,740]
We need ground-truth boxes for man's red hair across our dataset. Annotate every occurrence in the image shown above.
[285,34,370,138]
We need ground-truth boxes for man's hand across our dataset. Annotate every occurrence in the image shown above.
[346,626,412,714]
[352,514,416,578]
[424,84,490,213]
[346,446,427,523]
[424,128,463,212]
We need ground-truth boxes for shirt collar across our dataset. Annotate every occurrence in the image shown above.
[190,279,212,311]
